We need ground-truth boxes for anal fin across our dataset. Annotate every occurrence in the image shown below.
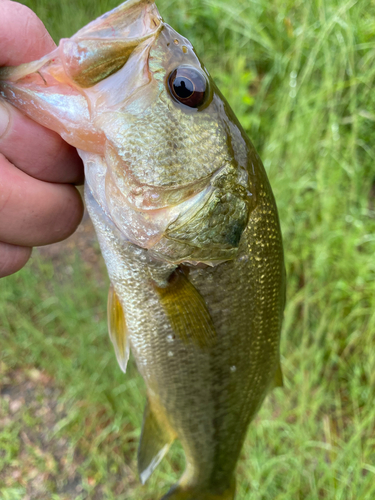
[138,398,176,484]
[107,284,129,373]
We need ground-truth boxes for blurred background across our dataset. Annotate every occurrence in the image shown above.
[1,0,375,498]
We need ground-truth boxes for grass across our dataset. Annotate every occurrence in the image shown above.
[1,0,375,498]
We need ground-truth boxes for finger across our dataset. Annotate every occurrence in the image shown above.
[0,1,84,184]
[0,101,84,184]
[0,241,32,278]
[0,1,56,65]
[0,154,83,247]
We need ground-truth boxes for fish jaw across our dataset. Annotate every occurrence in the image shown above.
[0,0,163,151]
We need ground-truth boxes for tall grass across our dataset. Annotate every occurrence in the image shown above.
[1,0,375,498]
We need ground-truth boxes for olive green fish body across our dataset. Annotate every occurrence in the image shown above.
[0,1,285,498]
[86,138,284,497]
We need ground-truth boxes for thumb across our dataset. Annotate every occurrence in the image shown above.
[0,1,56,66]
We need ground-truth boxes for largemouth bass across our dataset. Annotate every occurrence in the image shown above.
[0,1,285,498]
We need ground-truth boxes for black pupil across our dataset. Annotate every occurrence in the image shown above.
[173,77,194,99]
[168,66,207,108]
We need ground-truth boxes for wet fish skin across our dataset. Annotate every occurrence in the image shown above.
[0,1,285,499]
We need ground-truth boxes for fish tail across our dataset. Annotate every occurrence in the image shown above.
[161,479,236,500]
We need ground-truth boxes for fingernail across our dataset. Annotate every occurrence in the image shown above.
[0,102,10,138]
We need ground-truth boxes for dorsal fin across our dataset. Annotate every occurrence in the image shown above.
[107,284,129,373]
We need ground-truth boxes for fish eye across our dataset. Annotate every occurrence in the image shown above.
[168,66,207,108]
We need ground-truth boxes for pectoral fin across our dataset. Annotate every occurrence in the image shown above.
[107,284,129,373]
[155,269,216,348]
[138,398,176,484]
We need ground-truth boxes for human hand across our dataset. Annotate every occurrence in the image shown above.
[0,0,84,278]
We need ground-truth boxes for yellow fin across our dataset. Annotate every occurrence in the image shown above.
[155,269,216,348]
[107,284,129,373]
[269,362,284,391]
[138,398,176,485]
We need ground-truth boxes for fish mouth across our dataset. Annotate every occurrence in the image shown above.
[0,0,163,87]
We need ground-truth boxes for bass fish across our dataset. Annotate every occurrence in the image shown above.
[0,1,285,498]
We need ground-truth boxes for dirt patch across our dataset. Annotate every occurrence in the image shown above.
[0,208,141,499]
[0,364,105,499]
[0,361,140,498]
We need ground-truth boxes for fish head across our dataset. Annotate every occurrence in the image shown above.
[0,0,260,266]
[90,4,258,266]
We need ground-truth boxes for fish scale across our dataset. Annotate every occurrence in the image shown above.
[88,167,283,495]
[188,188,284,484]
[0,1,285,498]
[107,103,230,186]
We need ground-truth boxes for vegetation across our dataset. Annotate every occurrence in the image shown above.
[1,0,375,498]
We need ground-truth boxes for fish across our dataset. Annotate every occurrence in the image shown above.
[0,1,285,498]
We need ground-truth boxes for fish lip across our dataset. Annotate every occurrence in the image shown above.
[107,0,164,41]
[76,0,164,39]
